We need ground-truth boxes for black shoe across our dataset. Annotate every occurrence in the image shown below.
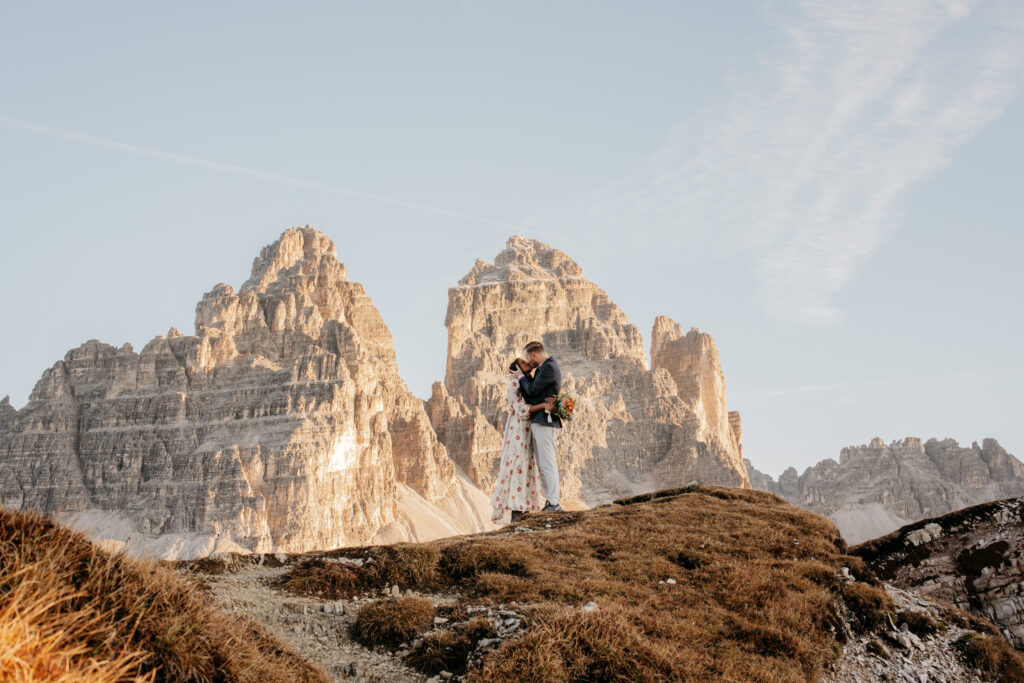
[541,501,563,513]
[510,510,524,523]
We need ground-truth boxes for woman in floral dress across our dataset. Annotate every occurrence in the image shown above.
[490,359,547,523]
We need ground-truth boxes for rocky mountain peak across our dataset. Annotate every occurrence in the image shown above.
[0,396,14,424]
[244,225,346,292]
[458,235,583,287]
[430,237,748,504]
[0,227,491,559]
[748,437,1024,544]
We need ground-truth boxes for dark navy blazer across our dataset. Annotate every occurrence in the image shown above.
[519,356,562,428]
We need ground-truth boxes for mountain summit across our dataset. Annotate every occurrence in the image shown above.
[427,235,748,505]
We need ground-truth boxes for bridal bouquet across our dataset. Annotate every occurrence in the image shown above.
[547,392,577,423]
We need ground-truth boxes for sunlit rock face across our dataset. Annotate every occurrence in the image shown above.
[747,438,1024,544]
[426,236,748,506]
[0,227,490,558]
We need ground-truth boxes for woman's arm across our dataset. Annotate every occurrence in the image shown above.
[528,398,556,415]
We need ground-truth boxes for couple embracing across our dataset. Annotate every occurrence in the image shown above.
[489,340,563,523]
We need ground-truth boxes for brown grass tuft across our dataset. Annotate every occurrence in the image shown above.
[350,597,436,649]
[439,539,533,581]
[0,507,326,682]
[278,558,362,599]
[473,608,679,682]
[405,617,498,676]
[944,604,1002,636]
[899,609,942,637]
[840,582,894,633]
[954,632,1024,682]
[278,544,441,599]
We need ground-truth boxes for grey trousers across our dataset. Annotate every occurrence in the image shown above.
[530,424,560,504]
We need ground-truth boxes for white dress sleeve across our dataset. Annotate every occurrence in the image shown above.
[508,379,531,421]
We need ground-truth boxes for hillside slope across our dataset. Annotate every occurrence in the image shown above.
[181,486,1024,682]
[0,507,324,681]
[852,496,1024,650]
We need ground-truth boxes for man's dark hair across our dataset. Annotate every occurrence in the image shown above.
[524,341,544,355]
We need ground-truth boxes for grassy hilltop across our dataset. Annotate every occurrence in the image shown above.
[4,486,1022,681]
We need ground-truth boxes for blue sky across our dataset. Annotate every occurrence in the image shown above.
[2,1,1022,476]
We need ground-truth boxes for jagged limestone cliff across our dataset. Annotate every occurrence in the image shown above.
[0,227,492,558]
[747,437,1024,543]
[426,236,748,505]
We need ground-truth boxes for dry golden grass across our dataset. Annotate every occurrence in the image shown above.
[275,485,1024,680]
[954,632,1024,683]
[405,617,497,676]
[898,609,942,637]
[283,486,867,680]
[839,582,894,634]
[350,596,436,649]
[0,508,326,682]
[278,544,441,599]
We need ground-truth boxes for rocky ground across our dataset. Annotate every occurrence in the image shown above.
[196,561,427,682]
[826,586,989,683]
[179,491,1023,682]
[196,560,1006,683]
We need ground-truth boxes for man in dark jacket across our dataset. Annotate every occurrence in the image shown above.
[518,340,562,512]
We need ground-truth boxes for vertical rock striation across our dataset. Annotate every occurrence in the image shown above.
[0,227,491,558]
[426,236,748,506]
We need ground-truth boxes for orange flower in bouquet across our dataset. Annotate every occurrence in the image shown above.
[553,392,576,422]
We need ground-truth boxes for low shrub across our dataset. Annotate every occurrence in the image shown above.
[439,540,533,581]
[899,610,941,637]
[841,582,894,633]
[279,545,441,599]
[278,558,361,599]
[350,597,435,649]
[954,632,1024,683]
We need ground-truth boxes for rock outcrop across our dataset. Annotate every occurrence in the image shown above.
[0,227,492,558]
[747,437,1024,544]
[426,236,748,505]
[853,497,1024,650]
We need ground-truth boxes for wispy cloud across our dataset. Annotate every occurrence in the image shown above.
[0,116,522,231]
[528,0,1024,323]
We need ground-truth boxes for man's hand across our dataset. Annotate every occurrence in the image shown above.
[544,397,556,410]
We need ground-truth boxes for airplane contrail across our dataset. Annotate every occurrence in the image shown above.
[0,116,523,230]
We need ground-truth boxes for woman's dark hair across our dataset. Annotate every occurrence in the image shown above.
[508,359,521,373]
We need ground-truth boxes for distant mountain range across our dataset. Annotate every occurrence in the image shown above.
[746,437,1024,543]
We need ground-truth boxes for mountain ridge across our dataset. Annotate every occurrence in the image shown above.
[747,436,1024,543]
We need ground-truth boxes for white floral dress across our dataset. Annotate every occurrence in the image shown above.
[490,376,544,521]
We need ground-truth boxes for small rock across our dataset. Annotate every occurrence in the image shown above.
[322,603,333,614]
[666,578,677,585]
[434,617,449,625]
[581,601,599,612]
[390,584,401,597]
[440,672,453,680]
